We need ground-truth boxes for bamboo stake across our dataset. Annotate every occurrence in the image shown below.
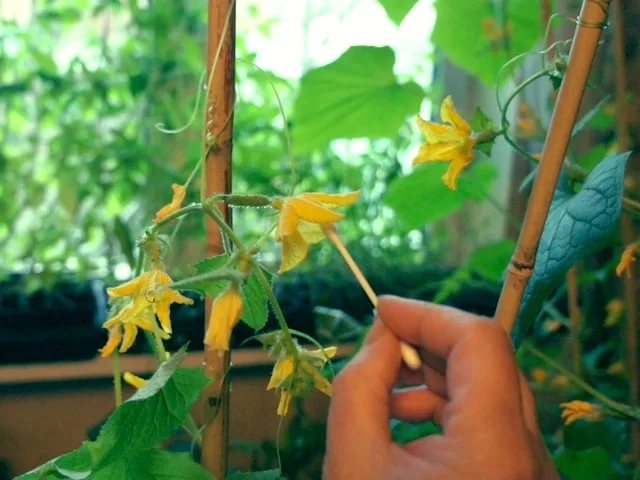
[612,0,640,462]
[202,1,235,478]
[566,266,582,375]
[495,0,611,334]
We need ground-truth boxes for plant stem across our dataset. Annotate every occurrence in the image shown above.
[252,260,296,350]
[500,70,549,165]
[112,352,122,407]
[148,203,203,234]
[566,266,582,375]
[495,0,610,335]
[522,342,640,420]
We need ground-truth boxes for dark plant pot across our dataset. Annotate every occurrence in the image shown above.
[0,274,106,364]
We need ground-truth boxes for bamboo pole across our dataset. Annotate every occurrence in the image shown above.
[612,0,640,462]
[202,0,235,478]
[495,0,611,334]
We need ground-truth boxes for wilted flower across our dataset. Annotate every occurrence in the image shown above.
[123,372,147,389]
[616,244,637,278]
[204,286,243,354]
[605,298,625,327]
[154,183,187,223]
[413,95,476,190]
[560,400,603,425]
[272,191,360,273]
[266,344,337,416]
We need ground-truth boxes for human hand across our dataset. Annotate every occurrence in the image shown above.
[324,296,559,480]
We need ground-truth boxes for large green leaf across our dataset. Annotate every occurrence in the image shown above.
[16,349,210,480]
[433,0,542,85]
[377,0,418,25]
[384,162,497,229]
[292,46,424,153]
[92,350,209,463]
[553,447,616,480]
[513,152,630,346]
[90,450,212,480]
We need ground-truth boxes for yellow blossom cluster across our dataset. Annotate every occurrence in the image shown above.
[560,400,603,426]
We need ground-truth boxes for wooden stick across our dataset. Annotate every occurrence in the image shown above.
[322,225,422,370]
[495,0,611,334]
[202,0,235,478]
[612,0,640,462]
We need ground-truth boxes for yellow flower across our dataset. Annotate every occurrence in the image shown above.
[605,298,625,327]
[607,361,624,375]
[560,400,603,426]
[154,183,186,223]
[123,372,147,389]
[267,345,337,416]
[204,286,243,354]
[530,367,548,385]
[272,191,360,273]
[100,267,193,357]
[413,95,476,191]
[616,244,637,278]
[551,375,570,388]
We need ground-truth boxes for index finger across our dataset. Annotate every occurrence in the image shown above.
[377,295,478,360]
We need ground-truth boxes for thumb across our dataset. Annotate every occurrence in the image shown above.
[324,320,400,478]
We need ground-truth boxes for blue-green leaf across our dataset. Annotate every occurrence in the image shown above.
[384,162,497,229]
[513,152,630,346]
[292,46,424,153]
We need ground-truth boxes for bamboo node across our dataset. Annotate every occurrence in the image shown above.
[574,16,608,29]
[508,259,535,279]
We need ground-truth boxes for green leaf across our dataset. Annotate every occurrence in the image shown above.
[90,450,212,480]
[54,445,93,479]
[513,152,630,346]
[468,239,516,282]
[93,349,209,463]
[553,447,616,480]
[239,266,271,331]
[469,107,494,132]
[433,0,542,85]
[292,46,424,153]
[191,254,230,298]
[572,96,610,138]
[384,162,497,229]
[377,0,418,25]
[228,470,281,480]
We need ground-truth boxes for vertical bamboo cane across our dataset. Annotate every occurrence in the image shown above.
[495,0,610,334]
[612,0,640,462]
[202,1,235,477]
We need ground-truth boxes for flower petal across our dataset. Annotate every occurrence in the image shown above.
[413,142,467,164]
[107,273,147,298]
[416,116,464,144]
[301,190,361,207]
[278,230,309,274]
[100,326,123,358]
[204,287,244,351]
[267,356,295,390]
[277,390,293,416]
[154,183,187,223]
[297,221,325,245]
[288,197,344,224]
[123,372,147,389]
[120,323,138,353]
[440,95,471,134]
[278,202,300,239]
